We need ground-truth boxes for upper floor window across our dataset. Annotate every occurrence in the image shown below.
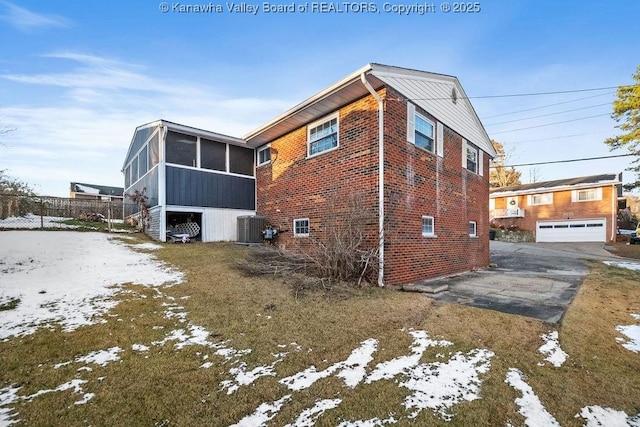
[414,113,435,152]
[166,131,197,167]
[469,221,477,237]
[466,144,478,173]
[407,103,436,154]
[529,193,553,206]
[308,114,338,157]
[257,146,271,166]
[572,188,602,202]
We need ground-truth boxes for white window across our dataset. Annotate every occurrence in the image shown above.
[407,103,435,153]
[293,218,310,237]
[572,188,602,202]
[308,114,338,156]
[469,221,477,237]
[414,113,435,152]
[257,146,271,166]
[529,193,553,206]
[422,215,435,237]
[466,144,478,173]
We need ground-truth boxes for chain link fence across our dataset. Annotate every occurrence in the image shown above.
[0,194,127,230]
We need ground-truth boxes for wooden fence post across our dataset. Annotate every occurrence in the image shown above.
[40,198,44,229]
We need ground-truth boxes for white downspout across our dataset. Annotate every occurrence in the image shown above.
[611,185,616,242]
[361,73,385,287]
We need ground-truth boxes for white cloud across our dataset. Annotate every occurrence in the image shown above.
[0,1,71,32]
[0,52,293,196]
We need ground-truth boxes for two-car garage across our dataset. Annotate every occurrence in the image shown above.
[536,218,606,243]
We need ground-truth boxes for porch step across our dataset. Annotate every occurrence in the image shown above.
[402,283,449,294]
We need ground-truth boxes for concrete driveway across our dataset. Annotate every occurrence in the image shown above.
[425,241,622,324]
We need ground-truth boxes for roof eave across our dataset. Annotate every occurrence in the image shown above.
[243,63,374,145]
[490,180,621,197]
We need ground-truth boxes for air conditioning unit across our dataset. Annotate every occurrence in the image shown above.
[237,215,265,243]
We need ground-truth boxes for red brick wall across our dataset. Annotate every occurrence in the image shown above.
[256,86,491,286]
[490,186,618,241]
[256,91,381,254]
[382,87,489,284]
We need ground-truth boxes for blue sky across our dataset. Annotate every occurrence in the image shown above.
[1,0,639,196]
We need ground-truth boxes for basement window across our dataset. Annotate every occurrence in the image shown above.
[422,215,435,237]
[293,218,310,237]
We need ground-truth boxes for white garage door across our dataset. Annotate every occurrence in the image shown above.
[536,219,606,242]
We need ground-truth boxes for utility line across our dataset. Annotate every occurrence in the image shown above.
[399,85,634,102]
[490,113,611,135]
[484,103,611,126]
[506,131,610,145]
[480,92,616,119]
[490,153,634,168]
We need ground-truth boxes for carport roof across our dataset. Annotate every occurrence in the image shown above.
[491,173,621,196]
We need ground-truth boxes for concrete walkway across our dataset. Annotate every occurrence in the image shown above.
[425,241,626,324]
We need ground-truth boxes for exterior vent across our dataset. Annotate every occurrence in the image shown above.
[237,215,265,243]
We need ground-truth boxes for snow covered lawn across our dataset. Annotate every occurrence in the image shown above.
[0,231,639,426]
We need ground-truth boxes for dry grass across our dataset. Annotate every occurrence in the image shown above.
[606,241,640,259]
[1,237,639,426]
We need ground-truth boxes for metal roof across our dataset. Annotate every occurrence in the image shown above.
[70,182,124,197]
[244,63,495,157]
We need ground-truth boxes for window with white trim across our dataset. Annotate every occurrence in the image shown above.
[572,188,602,202]
[308,114,338,156]
[529,193,553,206]
[469,221,477,237]
[293,218,310,237]
[466,144,478,173]
[407,103,435,153]
[414,113,435,152]
[422,216,435,237]
[257,146,271,166]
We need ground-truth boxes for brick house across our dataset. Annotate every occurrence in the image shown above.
[490,173,623,243]
[244,63,496,286]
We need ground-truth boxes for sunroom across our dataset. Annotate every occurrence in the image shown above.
[122,120,256,242]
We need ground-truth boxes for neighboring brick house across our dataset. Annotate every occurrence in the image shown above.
[244,63,496,286]
[490,173,623,243]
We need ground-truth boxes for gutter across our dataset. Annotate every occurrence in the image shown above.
[360,73,385,287]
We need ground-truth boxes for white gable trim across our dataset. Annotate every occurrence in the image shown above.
[407,102,415,144]
[436,121,444,157]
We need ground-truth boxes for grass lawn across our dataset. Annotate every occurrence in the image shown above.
[1,235,639,426]
[606,241,640,260]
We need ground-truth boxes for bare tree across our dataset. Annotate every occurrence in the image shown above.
[489,140,521,187]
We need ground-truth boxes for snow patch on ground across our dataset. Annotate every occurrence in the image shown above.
[131,242,163,250]
[284,398,342,427]
[616,313,640,353]
[280,338,378,391]
[400,348,494,421]
[230,395,292,427]
[0,231,183,340]
[336,417,398,426]
[603,260,640,271]
[0,214,78,229]
[54,347,122,368]
[538,331,568,367]
[505,368,561,426]
[576,405,640,426]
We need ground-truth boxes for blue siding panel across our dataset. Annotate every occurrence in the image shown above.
[166,166,255,210]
